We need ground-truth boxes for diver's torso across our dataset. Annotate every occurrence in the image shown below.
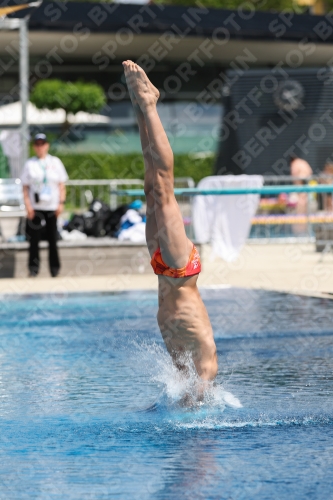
[157,275,213,345]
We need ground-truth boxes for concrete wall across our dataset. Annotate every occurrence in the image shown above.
[0,241,153,278]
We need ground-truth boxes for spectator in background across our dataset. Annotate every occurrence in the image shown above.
[21,133,68,277]
[289,155,313,234]
[319,162,333,212]
[290,155,313,181]
[289,155,313,214]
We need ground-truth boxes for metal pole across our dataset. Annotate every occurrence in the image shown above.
[306,191,311,238]
[113,185,333,197]
[19,17,29,168]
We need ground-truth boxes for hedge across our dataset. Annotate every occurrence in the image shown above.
[52,152,214,185]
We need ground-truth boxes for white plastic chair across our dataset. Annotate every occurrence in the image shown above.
[0,179,26,241]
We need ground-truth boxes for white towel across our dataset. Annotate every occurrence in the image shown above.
[60,229,87,241]
[118,222,146,243]
[192,175,263,262]
[120,209,143,226]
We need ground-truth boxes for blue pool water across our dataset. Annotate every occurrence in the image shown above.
[0,288,333,499]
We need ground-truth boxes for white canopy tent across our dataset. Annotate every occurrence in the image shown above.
[0,102,111,177]
[0,101,111,126]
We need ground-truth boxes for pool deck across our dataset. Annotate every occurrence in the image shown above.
[0,242,332,298]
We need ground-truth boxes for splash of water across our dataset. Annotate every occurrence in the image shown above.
[174,414,333,429]
[129,339,242,411]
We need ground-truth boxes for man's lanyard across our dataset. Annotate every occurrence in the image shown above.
[39,158,47,185]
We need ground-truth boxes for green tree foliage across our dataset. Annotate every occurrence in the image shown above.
[153,0,279,9]
[30,79,106,123]
[153,0,329,12]
[51,152,213,185]
[55,0,333,12]
[0,144,9,178]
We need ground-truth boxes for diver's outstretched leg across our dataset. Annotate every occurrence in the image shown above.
[123,61,159,257]
[122,60,191,269]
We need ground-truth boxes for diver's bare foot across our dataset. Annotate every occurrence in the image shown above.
[122,60,160,113]
[123,67,140,113]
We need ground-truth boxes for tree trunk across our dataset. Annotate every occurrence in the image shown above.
[60,111,71,139]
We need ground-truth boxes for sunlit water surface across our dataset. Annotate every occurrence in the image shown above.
[0,289,333,499]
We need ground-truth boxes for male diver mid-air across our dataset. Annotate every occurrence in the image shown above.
[123,60,218,395]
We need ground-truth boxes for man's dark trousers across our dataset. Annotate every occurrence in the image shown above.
[26,211,60,277]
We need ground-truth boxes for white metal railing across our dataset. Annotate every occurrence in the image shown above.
[252,175,333,242]
[65,179,145,211]
[65,177,195,211]
[2,176,333,246]
[113,175,333,243]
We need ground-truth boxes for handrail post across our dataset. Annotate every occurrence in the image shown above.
[110,180,116,209]
[19,17,29,170]
[306,191,311,238]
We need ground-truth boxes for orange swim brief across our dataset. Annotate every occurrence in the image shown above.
[150,244,201,278]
